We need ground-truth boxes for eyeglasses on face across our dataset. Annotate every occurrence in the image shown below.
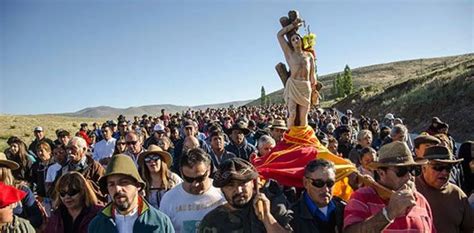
[181,170,209,183]
[431,164,453,172]
[144,155,161,163]
[388,166,421,177]
[59,189,80,197]
[126,141,138,146]
[305,177,335,188]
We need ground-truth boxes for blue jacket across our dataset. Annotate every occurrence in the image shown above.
[88,198,174,233]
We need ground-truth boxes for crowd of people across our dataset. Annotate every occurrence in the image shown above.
[0,104,473,233]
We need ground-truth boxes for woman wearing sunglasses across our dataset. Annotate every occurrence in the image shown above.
[45,172,102,233]
[138,145,182,209]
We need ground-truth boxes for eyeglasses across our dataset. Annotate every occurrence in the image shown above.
[305,177,335,188]
[59,189,80,197]
[388,166,421,177]
[126,141,138,145]
[117,142,126,145]
[431,164,453,172]
[144,155,161,163]
[182,170,209,183]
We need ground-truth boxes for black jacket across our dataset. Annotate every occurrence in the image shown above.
[290,195,346,233]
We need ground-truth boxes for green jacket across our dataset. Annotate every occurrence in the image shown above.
[88,198,174,233]
[1,215,35,233]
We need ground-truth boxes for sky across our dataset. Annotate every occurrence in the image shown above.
[1,0,472,115]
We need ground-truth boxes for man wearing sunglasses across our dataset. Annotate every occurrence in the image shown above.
[199,158,293,233]
[160,148,226,233]
[415,145,474,233]
[290,159,345,233]
[344,141,436,233]
[125,131,145,167]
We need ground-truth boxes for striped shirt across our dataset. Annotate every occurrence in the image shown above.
[344,186,436,233]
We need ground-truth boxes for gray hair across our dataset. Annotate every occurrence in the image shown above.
[390,124,407,140]
[304,159,335,177]
[257,135,276,150]
[68,136,87,150]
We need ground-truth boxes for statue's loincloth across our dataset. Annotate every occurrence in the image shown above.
[284,78,311,107]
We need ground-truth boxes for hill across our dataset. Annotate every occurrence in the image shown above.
[333,55,474,142]
[63,100,251,119]
[246,53,474,106]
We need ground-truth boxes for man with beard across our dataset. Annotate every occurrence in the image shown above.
[290,159,346,233]
[160,148,226,233]
[198,158,293,233]
[89,154,174,233]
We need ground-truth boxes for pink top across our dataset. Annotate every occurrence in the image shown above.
[344,186,437,233]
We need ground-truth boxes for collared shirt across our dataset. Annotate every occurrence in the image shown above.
[114,206,139,233]
[93,137,116,161]
[344,186,436,233]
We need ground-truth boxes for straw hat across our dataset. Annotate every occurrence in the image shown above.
[0,152,19,170]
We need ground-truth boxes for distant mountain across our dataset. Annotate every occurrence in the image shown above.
[62,100,252,119]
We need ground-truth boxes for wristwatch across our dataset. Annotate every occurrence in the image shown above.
[382,207,394,223]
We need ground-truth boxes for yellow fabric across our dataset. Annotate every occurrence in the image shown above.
[283,78,311,107]
[287,126,357,200]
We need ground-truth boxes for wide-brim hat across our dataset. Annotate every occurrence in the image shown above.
[0,152,19,170]
[269,119,288,130]
[0,181,26,208]
[138,145,173,168]
[225,121,250,135]
[98,154,146,193]
[423,145,463,164]
[414,134,440,147]
[213,158,258,188]
[368,141,427,169]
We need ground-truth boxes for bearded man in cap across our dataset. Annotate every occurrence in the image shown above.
[344,141,436,233]
[88,154,174,233]
[198,158,293,233]
[415,145,474,233]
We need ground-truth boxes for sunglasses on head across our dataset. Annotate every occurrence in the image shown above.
[59,189,80,197]
[431,164,453,172]
[305,177,335,188]
[181,170,209,183]
[389,166,421,177]
[126,141,138,145]
[144,155,161,163]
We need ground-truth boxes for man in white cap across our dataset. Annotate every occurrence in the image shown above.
[144,123,166,148]
[28,126,54,156]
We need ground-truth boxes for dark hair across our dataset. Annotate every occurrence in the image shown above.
[209,130,224,139]
[304,159,335,177]
[179,148,211,169]
[359,147,376,161]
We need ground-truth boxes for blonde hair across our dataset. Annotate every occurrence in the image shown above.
[0,167,15,186]
[52,171,98,209]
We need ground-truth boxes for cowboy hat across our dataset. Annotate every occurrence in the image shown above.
[368,141,427,169]
[0,153,19,170]
[423,145,463,164]
[138,144,173,168]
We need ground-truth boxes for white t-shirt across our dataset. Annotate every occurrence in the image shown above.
[93,138,116,161]
[159,182,226,233]
[45,163,62,183]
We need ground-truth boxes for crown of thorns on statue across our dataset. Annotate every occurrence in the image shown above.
[213,158,259,188]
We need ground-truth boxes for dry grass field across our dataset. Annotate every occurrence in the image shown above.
[0,115,105,152]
